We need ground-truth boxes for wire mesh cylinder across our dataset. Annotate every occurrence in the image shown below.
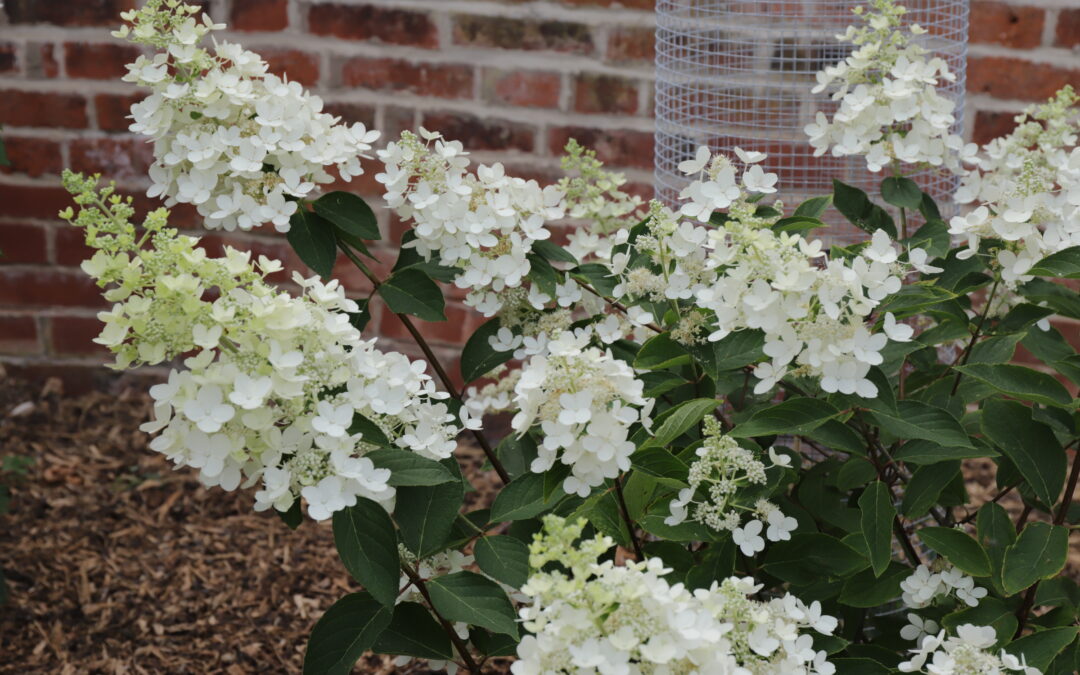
[654,0,969,241]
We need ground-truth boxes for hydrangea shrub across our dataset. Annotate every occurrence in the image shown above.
[61,0,1080,672]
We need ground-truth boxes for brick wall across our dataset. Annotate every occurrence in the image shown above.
[0,0,1076,389]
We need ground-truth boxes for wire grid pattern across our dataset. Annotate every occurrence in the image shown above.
[654,0,970,243]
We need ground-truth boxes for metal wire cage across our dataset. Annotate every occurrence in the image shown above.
[654,0,970,241]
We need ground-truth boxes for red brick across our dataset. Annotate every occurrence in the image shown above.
[573,74,639,114]
[972,109,1020,146]
[48,316,110,356]
[262,49,320,87]
[309,4,438,48]
[0,136,63,177]
[547,126,653,168]
[4,0,136,26]
[232,0,288,31]
[969,2,1044,49]
[374,297,481,348]
[0,43,17,74]
[0,314,39,354]
[0,224,48,264]
[63,42,142,80]
[94,93,143,132]
[1056,9,1080,49]
[607,27,655,63]
[420,112,535,152]
[69,138,154,184]
[342,58,473,99]
[0,90,88,129]
[54,227,95,268]
[0,268,106,309]
[383,106,417,140]
[30,43,59,78]
[559,0,654,8]
[483,70,561,108]
[967,57,1080,102]
[452,15,594,54]
[0,183,76,220]
[323,103,377,129]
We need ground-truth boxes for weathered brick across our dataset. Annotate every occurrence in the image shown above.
[69,138,154,184]
[262,49,320,87]
[969,2,1044,49]
[0,268,107,309]
[452,15,594,54]
[0,90,87,129]
[1056,9,1080,49]
[0,136,64,178]
[548,126,653,168]
[483,69,562,108]
[383,106,417,143]
[0,224,48,264]
[342,58,474,99]
[94,93,143,132]
[309,4,438,48]
[232,0,289,31]
[0,43,17,74]
[972,109,1019,145]
[64,42,142,80]
[0,183,77,220]
[0,314,39,354]
[3,0,136,26]
[607,27,655,63]
[560,0,654,8]
[967,57,1079,102]
[54,224,96,267]
[323,103,378,129]
[49,316,109,356]
[420,112,535,152]
[573,74,639,114]
[374,298,481,348]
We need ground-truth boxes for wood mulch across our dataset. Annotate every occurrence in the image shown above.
[0,367,1074,672]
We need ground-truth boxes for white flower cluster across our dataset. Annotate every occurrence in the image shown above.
[620,148,927,398]
[116,0,379,232]
[511,330,650,497]
[806,0,972,173]
[899,625,1040,674]
[665,419,797,555]
[950,86,1080,287]
[65,174,460,521]
[377,129,566,316]
[513,516,838,675]
[900,563,987,609]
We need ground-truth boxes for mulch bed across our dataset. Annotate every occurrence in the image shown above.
[0,367,1074,673]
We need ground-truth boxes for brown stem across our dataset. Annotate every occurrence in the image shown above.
[894,517,924,567]
[950,277,1000,396]
[1014,503,1033,534]
[338,243,511,484]
[613,473,645,560]
[957,480,1021,525]
[401,564,480,673]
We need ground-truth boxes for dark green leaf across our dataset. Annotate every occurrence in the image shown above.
[347,413,393,449]
[762,533,867,584]
[832,179,896,238]
[832,658,892,675]
[902,461,961,518]
[303,592,392,675]
[981,399,1066,508]
[1005,627,1079,672]
[804,420,867,456]
[838,561,910,607]
[460,319,514,383]
[877,283,958,317]
[427,571,519,637]
[372,602,454,660]
[634,332,691,371]
[313,191,380,240]
[689,329,766,378]
[730,397,840,438]
[859,481,895,577]
[918,527,991,577]
[378,268,446,322]
[571,262,617,297]
[942,597,1017,647]
[793,195,832,218]
[772,216,826,236]
[1028,246,1080,279]
[395,481,464,557]
[953,363,1073,407]
[531,239,578,265]
[366,448,456,486]
[332,498,400,608]
[893,439,996,464]
[629,447,689,483]
[287,209,338,279]
[880,176,923,209]
[1002,522,1069,596]
[641,398,718,449]
[475,536,530,588]
[868,400,972,448]
[277,500,303,530]
[978,501,1017,591]
[490,472,560,521]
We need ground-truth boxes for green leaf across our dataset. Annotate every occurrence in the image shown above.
[277,500,303,530]
[730,397,840,438]
[372,602,454,660]
[953,363,1073,407]
[630,447,689,483]
[832,658,892,675]
[772,216,826,236]
[287,209,338,279]
[427,571,519,637]
[690,329,766,378]
[859,481,895,577]
[1028,246,1080,279]
[1002,522,1070,596]
[366,448,456,487]
[634,332,691,371]
[494,432,537,480]
[918,527,991,577]
[880,176,923,210]
[303,592,392,675]
[762,533,868,584]
[833,179,897,238]
[641,398,718,449]
[805,420,867,456]
[868,400,973,448]
[531,239,578,265]
[475,536,530,588]
[313,191,380,240]
[981,399,1066,508]
[571,262,617,297]
[332,498,400,608]
[978,502,1017,591]
[942,597,1017,647]
[460,319,514,383]
[395,481,464,557]
[347,412,393,449]
[470,628,520,657]
[877,283,958,317]
[902,461,961,518]
[378,268,446,322]
[839,561,910,607]
[1005,627,1080,672]
[490,471,560,521]
[893,439,996,464]
[793,195,832,218]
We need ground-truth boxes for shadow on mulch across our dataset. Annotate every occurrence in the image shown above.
[0,370,501,674]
